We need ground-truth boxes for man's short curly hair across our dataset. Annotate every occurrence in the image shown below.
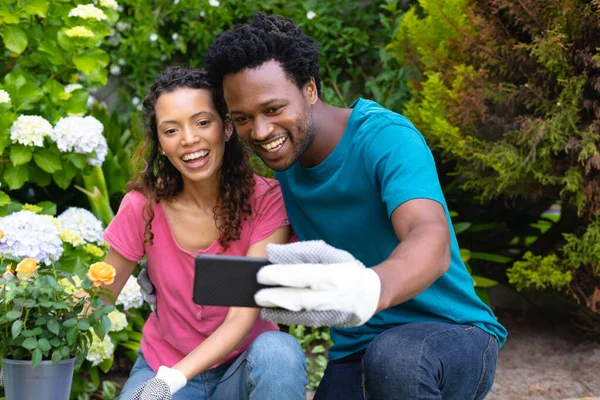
[205,13,322,97]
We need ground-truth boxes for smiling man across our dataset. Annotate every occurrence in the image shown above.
[205,13,507,400]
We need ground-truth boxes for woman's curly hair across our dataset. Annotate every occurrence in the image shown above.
[128,66,255,250]
[204,12,322,97]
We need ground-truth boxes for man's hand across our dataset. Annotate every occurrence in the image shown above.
[255,241,381,327]
[131,366,186,399]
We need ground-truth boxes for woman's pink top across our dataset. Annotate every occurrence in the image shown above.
[103,176,286,372]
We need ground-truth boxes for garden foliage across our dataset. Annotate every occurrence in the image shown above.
[389,0,600,328]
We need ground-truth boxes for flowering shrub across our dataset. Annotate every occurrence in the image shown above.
[0,0,119,225]
[0,257,116,368]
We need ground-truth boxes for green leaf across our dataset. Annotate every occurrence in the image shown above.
[47,319,60,335]
[6,310,21,320]
[22,337,38,350]
[32,347,43,368]
[66,327,78,345]
[60,346,70,357]
[0,9,21,24]
[63,318,78,328]
[52,166,77,189]
[1,25,28,54]
[28,163,52,187]
[4,163,29,189]
[460,248,471,263]
[73,49,109,75]
[453,222,472,235]
[11,319,23,338]
[0,190,11,206]
[51,350,63,364]
[37,201,57,215]
[98,353,113,373]
[68,153,88,169]
[64,89,88,115]
[33,148,62,173]
[77,319,90,331]
[473,275,499,288]
[38,338,51,352]
[13,83,44,111]
[10,145,32,166]
[100,315,111,336]
[23,0,49,18]
[75,351,85,369]
[470,252,513,263]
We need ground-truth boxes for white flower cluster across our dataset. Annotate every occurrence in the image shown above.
[0,210,63,265]
[0,89,10,104]
[65,26,94,38]
[108,310,128,332]
[68,4,107,21]
[10,115,53,147]
[99,0,119,10]
[64,83,83,94]
[57,207,104,245]
[52,116,108,167]
[85,332,115,366]
[116,275,144,310]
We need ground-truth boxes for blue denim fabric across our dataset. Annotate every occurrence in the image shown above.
[314,322,498,400]
[118,331,307,400]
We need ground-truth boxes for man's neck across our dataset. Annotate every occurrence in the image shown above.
[299,100,353,168]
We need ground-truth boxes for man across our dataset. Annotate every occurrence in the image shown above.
[204,13,507,400]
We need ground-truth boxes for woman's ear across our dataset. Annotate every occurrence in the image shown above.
[224,115,234,141]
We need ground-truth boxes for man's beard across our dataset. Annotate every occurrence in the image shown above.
[269,112,317,172]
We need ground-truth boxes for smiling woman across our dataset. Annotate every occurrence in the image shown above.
[97,66,307,399]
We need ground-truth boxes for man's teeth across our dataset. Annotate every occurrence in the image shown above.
[260,137,286,152]
[181,150,208,161]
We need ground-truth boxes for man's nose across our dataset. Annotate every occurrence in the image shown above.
[252,116,274,141]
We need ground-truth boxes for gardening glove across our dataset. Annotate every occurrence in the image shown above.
[137,260,157,314]
[131,366,186,399]
[255,240,381,328]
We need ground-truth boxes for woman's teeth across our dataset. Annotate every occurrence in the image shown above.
[260,137,286,152]
[181,150,208,161]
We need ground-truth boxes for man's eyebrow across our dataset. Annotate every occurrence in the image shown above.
[158,111,214,126]
[229,98,284,114]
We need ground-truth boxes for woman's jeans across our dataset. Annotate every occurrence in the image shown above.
[314,322,499,400]
[118,331,307,400]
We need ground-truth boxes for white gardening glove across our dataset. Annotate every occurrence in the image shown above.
[131,366,186,399]
[255,241,381,328]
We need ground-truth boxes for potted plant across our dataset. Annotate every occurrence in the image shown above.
[0,207,117,400]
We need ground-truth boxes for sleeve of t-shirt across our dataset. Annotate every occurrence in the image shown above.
[248,179,290,246]
[103,192,147,262]
[364,122,446,217]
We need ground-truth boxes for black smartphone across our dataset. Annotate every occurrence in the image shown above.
[193,254,273,307]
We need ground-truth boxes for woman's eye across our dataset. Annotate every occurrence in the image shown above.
[198,120,210,126]
[164,128,177,135]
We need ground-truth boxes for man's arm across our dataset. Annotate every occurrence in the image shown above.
[373,198,451,312]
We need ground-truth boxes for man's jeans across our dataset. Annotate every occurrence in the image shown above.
[118,331,307,400]
[314,322,499,400]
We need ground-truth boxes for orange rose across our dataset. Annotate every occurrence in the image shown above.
[16,258,39,279]
[87,262,116,286]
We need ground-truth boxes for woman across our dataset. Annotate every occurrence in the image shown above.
[103,67,307,399]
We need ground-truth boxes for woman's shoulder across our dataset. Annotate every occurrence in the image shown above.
[252,175,281,196]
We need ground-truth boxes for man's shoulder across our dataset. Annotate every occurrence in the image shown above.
[352,98,415,129]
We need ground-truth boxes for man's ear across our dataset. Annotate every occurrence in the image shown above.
[305,77,318,105]
[224,115,234,141]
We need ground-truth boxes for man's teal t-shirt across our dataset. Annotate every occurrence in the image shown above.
[275,98,507,361]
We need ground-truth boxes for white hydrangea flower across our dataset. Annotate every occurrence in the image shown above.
[0,89,10,104]
[68,4,107,21]
[109,65,121,75]
[116,275,144,310]
[99,0,119,10]
[65,26,95,38]
[64,83,84,94]
[307,11,317,20]
[173,0,180,4]
[59,228,85,247]
[209,0,219,6]
[149,33,158,42]
[57,207,104,245]
[51,116,107,166]
[0,211,64,265]
[10,115,53,147]
[108,310,128,332]
[85,332,115,366]
[172,33,178,40]
[199,10,205,17]
[115,21,131,32]
[118,58,126,66]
